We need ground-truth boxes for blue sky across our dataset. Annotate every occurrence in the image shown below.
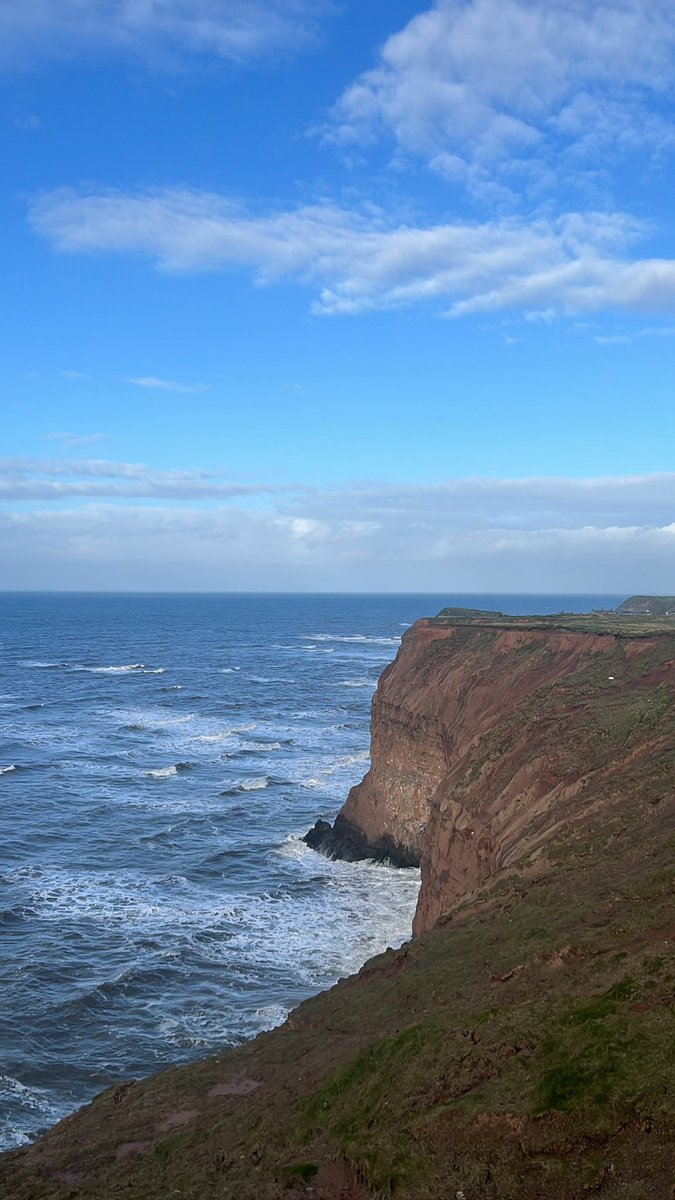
[2,0,675,591]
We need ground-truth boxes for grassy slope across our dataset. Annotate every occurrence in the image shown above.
[431,608,675,636]
[2,622,674,1200]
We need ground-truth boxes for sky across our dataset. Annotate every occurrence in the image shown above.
[2,0,675,592]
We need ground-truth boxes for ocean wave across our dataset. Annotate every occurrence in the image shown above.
[339,678,374,688]
[254,1004,288,1031]
[0,765,17,775]
[113,709,196,731]
[240,776,269,791]
[303,750,370,789]
[78,667,147,676]
[196,722,257,744]
[248,675,294,684]
[19,660,65,669]
[219,667,241,674]
[9,866,242,928]
[0,1074,60,1148]
[310,633,400,646]
[146,762,194,779]
[220,775,271,796]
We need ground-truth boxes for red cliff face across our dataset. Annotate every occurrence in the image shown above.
[311,616,675,936]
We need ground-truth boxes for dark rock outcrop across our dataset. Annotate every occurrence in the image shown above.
[303,816,419,867]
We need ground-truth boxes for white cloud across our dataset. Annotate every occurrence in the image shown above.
[28,186,675,317]
[13,113,41,130]
[1,463,674,590]
[0,0,333,69]
[59,369,90,379]
[594,324,675,346]
[43,432,106,448]
[125,375,207,394]
[0,456,288,500]
[327,0,675,198]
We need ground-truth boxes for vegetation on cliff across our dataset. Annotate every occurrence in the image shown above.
[2,610,673,1200]
[616,596,675,617]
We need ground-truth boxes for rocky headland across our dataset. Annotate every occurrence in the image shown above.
[2,604,674,1200]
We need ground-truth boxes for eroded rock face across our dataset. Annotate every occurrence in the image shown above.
[307,616,675,936]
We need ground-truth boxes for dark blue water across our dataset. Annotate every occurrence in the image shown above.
[0,593,621,1146]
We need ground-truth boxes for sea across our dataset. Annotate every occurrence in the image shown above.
[0,592,622,1148]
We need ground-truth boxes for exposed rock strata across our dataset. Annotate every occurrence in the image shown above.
[307,614,675,936]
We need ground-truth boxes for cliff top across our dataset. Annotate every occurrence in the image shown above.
[430,603,675,636]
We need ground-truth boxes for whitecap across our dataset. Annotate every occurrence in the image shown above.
[254,1004,288,1031]
[4,854,420,1031]
[0,765,17,775]
[0,1074,60,1148]
[303,750,370,789]
[239,777,269,791]
[196,722,257,743]
[112,709,196,731]
[146,762,192,779]
[19,660,64,669]
[339,678,373,688]
[309,633,400,646]
[79,663,147,674]
[219,667,241,674]
[248,675,294,684]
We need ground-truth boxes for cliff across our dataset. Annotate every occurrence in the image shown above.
[307,608,675,936]
[2,608,674,1200]
[617,594,675,616]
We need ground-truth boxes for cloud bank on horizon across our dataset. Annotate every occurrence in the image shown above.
[3,0,675,589]
[2,459,673,592]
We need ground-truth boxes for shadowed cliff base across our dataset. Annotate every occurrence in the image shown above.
[2,605,674,1199]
